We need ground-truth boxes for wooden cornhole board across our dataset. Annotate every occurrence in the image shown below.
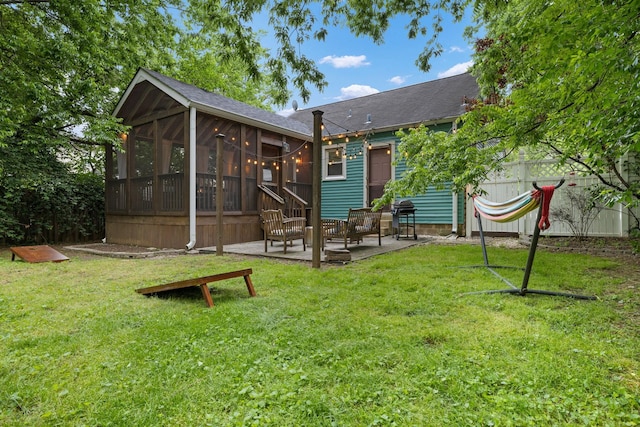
[136,268,256,308]
[10,245,70,263]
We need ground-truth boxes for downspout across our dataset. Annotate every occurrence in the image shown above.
[186,106,197,250]
[451,191,458,235]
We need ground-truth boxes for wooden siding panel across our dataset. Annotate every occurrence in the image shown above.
[106,214,262,249]
[393,154,455,224]
[106,215,189,248]
[196,215,262,247]
[410,187,455,224]
[321,147,365,219]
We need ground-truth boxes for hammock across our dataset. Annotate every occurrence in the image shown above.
[473,190,541,223]
[464,180,595,300]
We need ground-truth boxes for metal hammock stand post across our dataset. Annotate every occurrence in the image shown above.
[465,179,596,300]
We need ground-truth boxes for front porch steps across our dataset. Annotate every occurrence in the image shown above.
[380,212,392,236]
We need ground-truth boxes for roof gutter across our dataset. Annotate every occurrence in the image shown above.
[186,106,197,250]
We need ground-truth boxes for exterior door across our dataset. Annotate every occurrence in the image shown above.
[368,146,391,209]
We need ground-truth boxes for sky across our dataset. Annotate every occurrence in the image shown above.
[263,10,478,116]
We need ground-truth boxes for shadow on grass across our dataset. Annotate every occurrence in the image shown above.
[140,286,251,307]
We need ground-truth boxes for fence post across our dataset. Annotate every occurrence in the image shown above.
[518,151,529,235]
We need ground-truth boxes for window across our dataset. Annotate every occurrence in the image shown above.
[323,144,346,180]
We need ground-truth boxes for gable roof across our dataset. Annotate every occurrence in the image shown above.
[113,68,313,140]
[288,73,479,136]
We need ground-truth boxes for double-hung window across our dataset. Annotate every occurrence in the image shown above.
[323,144,346,180]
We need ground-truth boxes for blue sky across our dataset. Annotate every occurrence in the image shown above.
[265,10,477,115]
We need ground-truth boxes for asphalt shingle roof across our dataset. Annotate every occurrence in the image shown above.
[127,69,478,139]
[142,68,312,137]
[288,73,479,136]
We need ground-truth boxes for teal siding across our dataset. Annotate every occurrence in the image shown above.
[321,143,365,219]
[395,185,455,224]
[393,122,457,224]
[321,122,463,225]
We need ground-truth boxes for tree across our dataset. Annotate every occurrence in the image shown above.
[185,0,471,103]
[0,1,289,153]
[1,0,481,153]
[378,0,640,212]
[0,0,286,243]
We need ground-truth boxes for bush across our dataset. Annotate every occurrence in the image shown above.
[552,185,604,239]
[0,143,104,245]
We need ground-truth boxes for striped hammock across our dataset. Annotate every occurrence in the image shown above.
[473,190,542,223]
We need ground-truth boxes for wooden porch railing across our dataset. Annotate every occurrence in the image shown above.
[258,184,285,213]
[283,187,308,218]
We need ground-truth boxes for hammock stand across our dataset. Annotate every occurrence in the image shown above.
[465,179,596,300]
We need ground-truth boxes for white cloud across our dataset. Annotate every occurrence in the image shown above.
[449,46,465,53]
[277,108,295,117]
[388,75,409,85]
[437,61,474,78]
[336,84,379,100]
[319,55,371,68]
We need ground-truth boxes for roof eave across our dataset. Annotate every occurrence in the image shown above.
[330,116,461,138]
[192,101,312,141]
[112,69,190,117]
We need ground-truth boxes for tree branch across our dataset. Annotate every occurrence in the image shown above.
[545,141,628,194]
[0,1,50,4]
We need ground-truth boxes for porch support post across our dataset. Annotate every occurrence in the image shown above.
[216,134,225,256]
[312,110,323,268]
[186,107,197,250]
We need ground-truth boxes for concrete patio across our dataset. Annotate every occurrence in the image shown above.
[199,235,432,263]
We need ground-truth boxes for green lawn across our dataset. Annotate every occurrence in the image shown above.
[1,244,638,426]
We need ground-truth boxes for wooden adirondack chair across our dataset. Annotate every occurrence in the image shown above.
[261,209,306,254]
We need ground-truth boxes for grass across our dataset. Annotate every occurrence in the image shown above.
[0,243,638,426]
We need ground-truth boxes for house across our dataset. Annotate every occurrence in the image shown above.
[289,72,480,236]
[106,69,479,249]
[107,68,315,249]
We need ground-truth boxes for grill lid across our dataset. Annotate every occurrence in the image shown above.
[392,200,416,214]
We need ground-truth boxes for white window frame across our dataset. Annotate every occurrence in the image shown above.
[323,143,347,180]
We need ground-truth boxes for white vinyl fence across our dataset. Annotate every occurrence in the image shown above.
[466,154,639,237]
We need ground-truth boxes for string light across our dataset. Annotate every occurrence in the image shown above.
[202,113,383,170]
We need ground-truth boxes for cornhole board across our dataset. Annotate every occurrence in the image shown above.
[10,245,70,263]
[136,268,256,307]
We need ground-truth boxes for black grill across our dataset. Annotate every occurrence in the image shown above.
[392,200,417,240]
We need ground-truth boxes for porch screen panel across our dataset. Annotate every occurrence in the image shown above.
[131,123,154,212]
[158,114,185,212]
[196,114,244,211]
[106,137,127,212]
[285,139,312,204]
[245,127,258,212]
[195,117,217,212]
[224,123,241,211]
